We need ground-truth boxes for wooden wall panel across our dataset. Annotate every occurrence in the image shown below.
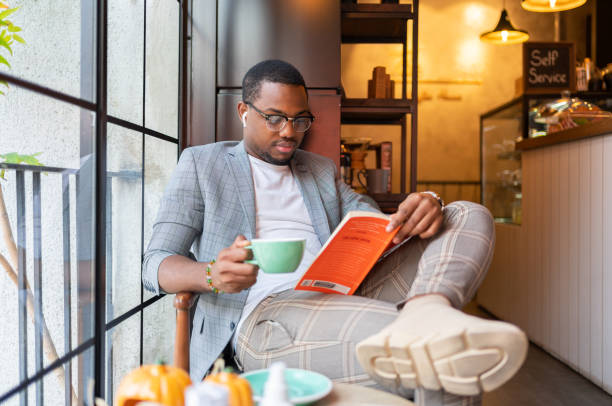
[524,149,536,338]
[603,136,612,394]
[578,140,591,377]
[299,92,341,169]
[558,143,570,362]
[550,146,561,357]
[501,222,512,320]
[517,193,529,334]
[533,151,544,345]
[477,133,612,394]
[542,147,552,349]
[590,137,603,385]
[508,220,520,326]
[568,140,580,370]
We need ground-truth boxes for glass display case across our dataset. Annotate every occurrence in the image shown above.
[481,99,523,224]
[480,92,612,225]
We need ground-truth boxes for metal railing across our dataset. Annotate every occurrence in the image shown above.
[0,162,141,406]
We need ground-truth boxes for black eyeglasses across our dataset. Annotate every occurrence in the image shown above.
[245,101,315,133]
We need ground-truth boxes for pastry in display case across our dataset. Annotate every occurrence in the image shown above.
[529,91,612,137]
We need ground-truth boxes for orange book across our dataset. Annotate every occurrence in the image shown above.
[295,211,401,295]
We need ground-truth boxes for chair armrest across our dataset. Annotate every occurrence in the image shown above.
[174,292,198,372]
[174,292,198,310]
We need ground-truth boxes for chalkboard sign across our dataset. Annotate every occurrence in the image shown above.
[523,42,575,94]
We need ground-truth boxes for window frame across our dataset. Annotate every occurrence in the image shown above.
[0,0,190,403]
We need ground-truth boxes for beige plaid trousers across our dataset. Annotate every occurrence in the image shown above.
[235,201,495,406]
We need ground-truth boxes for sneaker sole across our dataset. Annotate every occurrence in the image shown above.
[356,326,528,396]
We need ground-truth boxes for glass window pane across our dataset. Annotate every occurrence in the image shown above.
[106,313,141,406]
[73,346,95,406]
[38,358,82,406]
[0,346,94,406]
[0,0,96,102]
[145,0,179,138]
[143,295,175,366]
[108,0,145,124]
[107,124,143,319]
[143,136,178,301]
[0,88,96,398]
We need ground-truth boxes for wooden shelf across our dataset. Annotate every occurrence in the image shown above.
[341,3,413,19]
[341,98,412,122]
[340,2,418,194]
[341,4,413,44]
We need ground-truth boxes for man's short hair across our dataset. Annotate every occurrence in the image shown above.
[242,59,307,103]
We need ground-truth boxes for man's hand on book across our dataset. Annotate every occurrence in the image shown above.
[210,235,259,293]
[386,192,444,243]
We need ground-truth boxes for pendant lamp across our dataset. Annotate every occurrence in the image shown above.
[480,7,529,45]
[521,0,587,12]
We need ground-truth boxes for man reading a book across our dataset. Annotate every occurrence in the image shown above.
[143,59,527,405]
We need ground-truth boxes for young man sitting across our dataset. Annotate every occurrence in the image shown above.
[143,59,527,406]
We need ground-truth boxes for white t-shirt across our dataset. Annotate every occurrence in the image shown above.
[232,155,322,349]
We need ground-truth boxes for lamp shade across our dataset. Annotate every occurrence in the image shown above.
[480,9,530,45]
[521,0,587,12]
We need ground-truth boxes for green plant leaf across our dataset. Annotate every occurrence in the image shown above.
[12,33,24,44]
[22,154,43,166]
[0,169,5,180]
[0,53,10,68]
[0,79,8,88]
[0,89,4,96]
[0,7,18,20]
[8,25,21,33]
[0,36,11,54]
[0,152,43,166]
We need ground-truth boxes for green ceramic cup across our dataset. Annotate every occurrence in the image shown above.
[245,238,305,274]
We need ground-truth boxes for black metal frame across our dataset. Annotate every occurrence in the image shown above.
[0,0,188,403]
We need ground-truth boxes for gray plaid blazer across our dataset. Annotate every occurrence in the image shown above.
[142,141,379,380]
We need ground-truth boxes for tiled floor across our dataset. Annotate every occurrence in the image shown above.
[466,302,612,406]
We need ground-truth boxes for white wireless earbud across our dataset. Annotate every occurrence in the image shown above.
[241,112,247,128]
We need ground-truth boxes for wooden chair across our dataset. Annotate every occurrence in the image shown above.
[173,292,197,372]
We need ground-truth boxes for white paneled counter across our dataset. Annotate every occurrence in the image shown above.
[477,121,612,394]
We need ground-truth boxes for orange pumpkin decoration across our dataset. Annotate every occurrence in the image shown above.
[204,359,253,406]
[115,362,192,406]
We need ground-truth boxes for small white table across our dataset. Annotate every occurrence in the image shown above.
[316,383,414,405]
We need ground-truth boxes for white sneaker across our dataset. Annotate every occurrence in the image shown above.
[356,295,528,396]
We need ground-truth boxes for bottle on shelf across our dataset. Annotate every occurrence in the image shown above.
[340,144,352,186]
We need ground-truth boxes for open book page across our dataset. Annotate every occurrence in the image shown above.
[376,234,413,263]
[295,211,399,295]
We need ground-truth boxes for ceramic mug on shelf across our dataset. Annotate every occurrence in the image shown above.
[358,169,390,194]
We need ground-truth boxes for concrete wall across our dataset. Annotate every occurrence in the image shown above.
[0,0,178,404]
[341,0,556,200]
